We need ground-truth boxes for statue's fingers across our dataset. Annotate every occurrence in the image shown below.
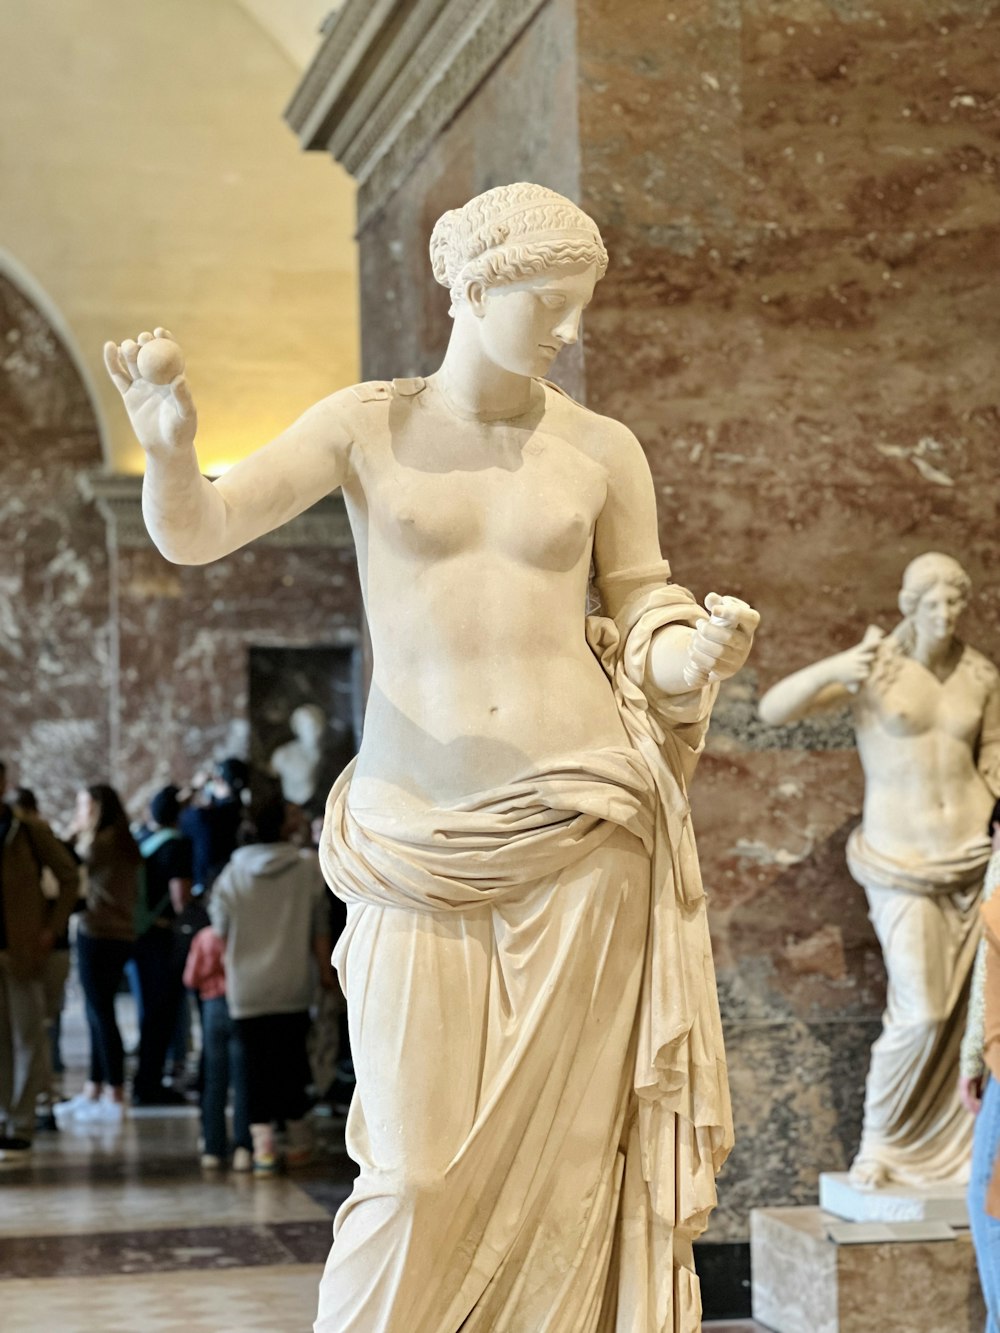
[121,339,141,378]
[171,374,196,422]
[103,341,132,394]
[137,330,154,345]
[153,326,175,341]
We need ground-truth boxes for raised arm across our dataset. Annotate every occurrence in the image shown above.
[592,419,758,693]
[104,330,355,565]
[758,625,885,725]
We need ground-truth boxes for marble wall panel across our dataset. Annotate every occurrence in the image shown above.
[0,272,110,820]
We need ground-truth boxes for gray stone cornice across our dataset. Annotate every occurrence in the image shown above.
[80,473,352,551]
[286,0,551,227]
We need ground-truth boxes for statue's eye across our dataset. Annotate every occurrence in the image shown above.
[541,294,566,309]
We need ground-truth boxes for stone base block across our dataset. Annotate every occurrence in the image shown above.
[750,1206,985,1333]
[820,1171,969,1225]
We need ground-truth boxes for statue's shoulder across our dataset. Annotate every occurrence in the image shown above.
[348,377,426,403]
[963,644,1000,690]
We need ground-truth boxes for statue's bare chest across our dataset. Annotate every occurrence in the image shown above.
[866,655,988,744]
[351,400,607,572]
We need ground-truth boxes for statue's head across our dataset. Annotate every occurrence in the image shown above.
[897,552,971,642]
[430,183,608,377]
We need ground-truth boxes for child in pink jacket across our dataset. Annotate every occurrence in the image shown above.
[183,927,251,1171]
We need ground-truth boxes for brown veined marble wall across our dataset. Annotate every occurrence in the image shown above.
[113,542,361,813]
[356,0,586,397]
[0,271,111,821]
[576,0,1000,1240]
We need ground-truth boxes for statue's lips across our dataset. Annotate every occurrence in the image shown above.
[538,344,559,354]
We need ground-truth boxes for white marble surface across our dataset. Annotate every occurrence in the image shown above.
[820,1171,969,1226]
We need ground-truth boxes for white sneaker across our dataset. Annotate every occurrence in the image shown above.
[232,1146,253,1173]
[200,1153,223,1170]
[53,1094,99,1123]
[75,1097,126,1125]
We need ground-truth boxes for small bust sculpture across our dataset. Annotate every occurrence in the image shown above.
[268,704,327,807]
[105,181,760,1330]
[760,552,1000,1189]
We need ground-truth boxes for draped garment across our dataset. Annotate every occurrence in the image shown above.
[847,828,988,1186]
[315,583,733,1332]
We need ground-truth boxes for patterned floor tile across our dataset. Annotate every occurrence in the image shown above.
[0,1264,321,1333]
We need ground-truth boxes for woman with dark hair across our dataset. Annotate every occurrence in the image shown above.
[58,784,138,1124]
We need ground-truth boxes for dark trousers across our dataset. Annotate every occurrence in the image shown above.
[201,996,250,1157]
[76,934,131,1087]
[131,927,183,1097]
[234,1011,311,1124]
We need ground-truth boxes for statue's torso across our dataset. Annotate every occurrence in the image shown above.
[339,379,633,809]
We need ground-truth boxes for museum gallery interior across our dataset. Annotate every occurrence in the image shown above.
[1,2,998,1331]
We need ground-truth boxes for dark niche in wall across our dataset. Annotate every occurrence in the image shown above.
[248,643,361,815]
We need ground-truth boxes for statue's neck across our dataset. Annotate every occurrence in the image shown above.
[435,319,533,421]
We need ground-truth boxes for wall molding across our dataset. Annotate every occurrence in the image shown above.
[80,473,352,550]
[286,0,552,227]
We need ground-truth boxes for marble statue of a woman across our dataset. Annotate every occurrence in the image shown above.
[105,183,759,1332]
[760,553,1000,1190]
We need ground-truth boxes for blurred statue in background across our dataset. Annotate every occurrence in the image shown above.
[105,181,760,1332]
[760,553,1000,1189]
[269,704,327,807]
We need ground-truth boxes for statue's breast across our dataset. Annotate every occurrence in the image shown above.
[871,657,986,744]
[359,411,605,572]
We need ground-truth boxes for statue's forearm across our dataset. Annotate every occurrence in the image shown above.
[142,446,230,566]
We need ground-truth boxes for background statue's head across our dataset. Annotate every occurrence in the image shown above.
[430,183,608,377]
[291,703,326,745]
[895,551,971,647]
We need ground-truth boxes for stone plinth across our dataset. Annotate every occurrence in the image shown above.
[820,1171,969,1226]
[751,1207,985,1333]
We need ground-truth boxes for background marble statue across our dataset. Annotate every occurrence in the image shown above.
[268,704,327,807]
[105,182,759,1332]
[760,553,1000,1189]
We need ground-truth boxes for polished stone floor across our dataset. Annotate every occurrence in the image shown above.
[0,983,768,1330]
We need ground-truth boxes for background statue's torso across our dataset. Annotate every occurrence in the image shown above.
[339,381,632,810]
[855,645,997,863]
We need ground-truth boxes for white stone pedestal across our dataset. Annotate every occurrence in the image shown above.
[819,1171,969,1226]
[750,1206,984,1333]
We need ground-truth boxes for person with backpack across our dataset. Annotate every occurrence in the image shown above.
[0,762,79,1158]
[131,786,194,1106]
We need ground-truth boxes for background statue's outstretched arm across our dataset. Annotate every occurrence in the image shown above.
[758,625,885,724]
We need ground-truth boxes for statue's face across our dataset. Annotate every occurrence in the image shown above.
[913,578,966,643]
[472,262,598,377]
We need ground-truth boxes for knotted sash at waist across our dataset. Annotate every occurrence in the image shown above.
[320,749,655,912]
[847,826,991,897]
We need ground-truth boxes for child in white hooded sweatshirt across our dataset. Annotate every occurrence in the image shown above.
[209,797,333,1173]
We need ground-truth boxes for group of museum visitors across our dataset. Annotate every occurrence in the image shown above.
[0,755,344,1175]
